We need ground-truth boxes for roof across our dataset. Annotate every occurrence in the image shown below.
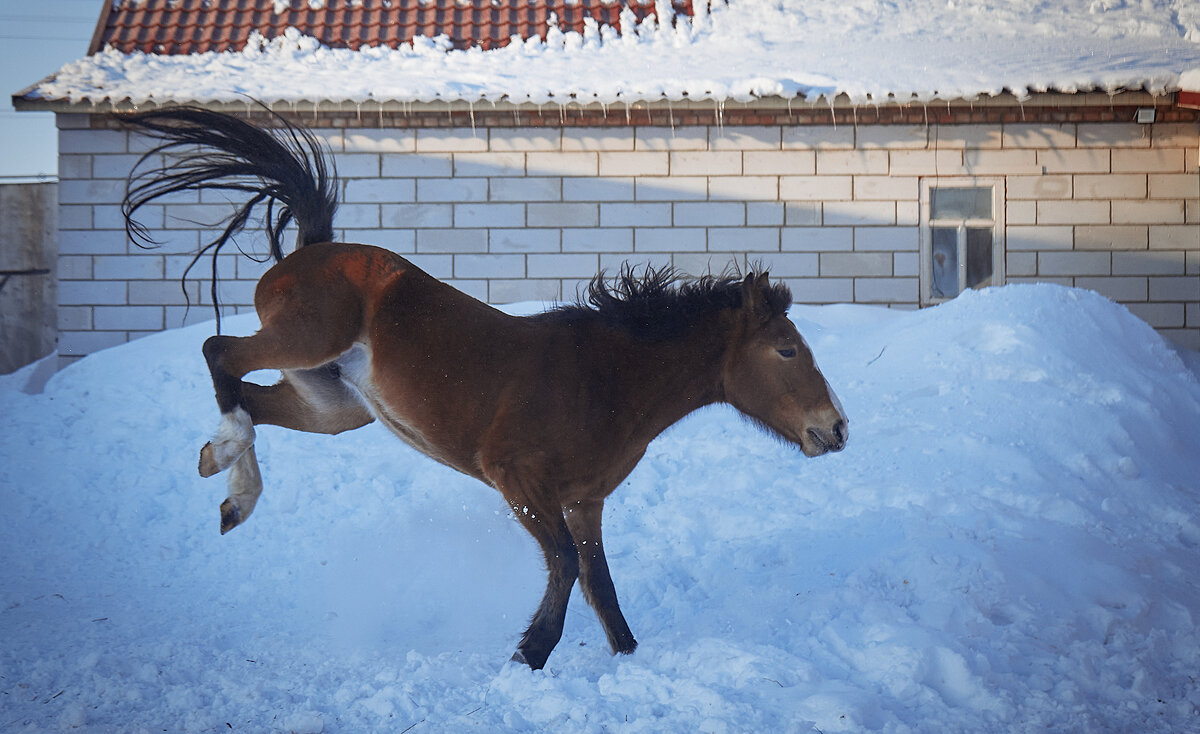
[90,0,691,54]
[14,0,1200,111]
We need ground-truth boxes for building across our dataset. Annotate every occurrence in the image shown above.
[13,0,1200,364]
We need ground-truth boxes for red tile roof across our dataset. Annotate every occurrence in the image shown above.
[90,0,695,55]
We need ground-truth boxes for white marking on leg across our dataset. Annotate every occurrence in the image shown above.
[209,406,255,472]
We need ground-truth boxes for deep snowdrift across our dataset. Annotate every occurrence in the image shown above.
[2,283,1199,733]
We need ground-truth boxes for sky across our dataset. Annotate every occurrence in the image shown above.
[1,0,99,181]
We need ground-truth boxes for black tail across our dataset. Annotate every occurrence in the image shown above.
[119,105,338,331]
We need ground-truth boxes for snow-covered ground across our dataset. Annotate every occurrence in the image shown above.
[26,0,1200,107]
[2,283,1200,733]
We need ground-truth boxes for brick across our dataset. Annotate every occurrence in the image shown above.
[1073,276,1148,302]
[56,153,90,179]
[1149,276,1200,301]
[333,204,380,229]
[821,252,891,277]
[1112,251,1185,275]
[91,153,144,179]
[59,279,127,305]
[893,251,919,277]
[743,150,815,175]
[1036,200,1109,225]
[854,176,919,201]
[1006,175,1072,200]
[789,277,853,303]
[782,227,852,252]
[710,126,780,150]
[342,229,415,252]
[417,177,487,203]
[635,177,707,201]
[1148,174,1200,199]
[781,125,854,150]
[1006,252,1038,277]
[491,177,561,202]
[1073,174,1145,199]
[780,176,851,201]
[887,150,966,175]
[1006,201,1037,225]
[672,252,739,276]
[856,125,928,149]
[670,151,741,176]
[635,127,707,151]
[528,203,598,228]
[824,201,894,227]
[527,152,597,176]
[1003,123,1075,149]
[453,253,525,279]
[1112,149,1185,173]
[344,178,416,203]
[1077,123,1150,149]
[855,227,918,252]
[1151,123,1200,148]
[1126,302,1185,328]
[343,129,415,153]
[59,179,126,205]
[528,253,600,278]
[965,149,1039,174]
[634,228,706,252]
[93,306,163,331]
[598,152,668,177]
[600,203,671,227]
[816,150,888,175]
[93,255,163,280]
[1111,200,1185,225]
[489,279,561,303]
[453,152,525,177]
[489,229,560,253]
[455,203,524,228]
[562,127,633,152]
[1037,251,1111,276]
[450,279,489,302]
[708,227,778,252]
[416,228,487,253]
[59,229,129,256]
[563,227,633,252]
[673,202,744,227]
[57,256,92,280]
[1035,149,1109,174]
[1149,225,1198,250]
[405,254,453,278]
[599,252,673,274]
[931,124,1003,150]
[709,176,778,201]
[562,177,636,202]
[415,129,488,153]
[57,306,92,331]
[784,202,820,226]
[60,204,93,230]
[334,154,381,177]
[381,153,453,177]
[854,277,918,303]
[1074,225,1148,250]
[383,203,452,228]
[490,128,562,152]
[747,202,785,226]
[59,129,126,155]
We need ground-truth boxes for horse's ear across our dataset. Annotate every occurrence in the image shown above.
[740,272,772,322]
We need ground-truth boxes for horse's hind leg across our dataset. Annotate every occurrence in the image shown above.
[565,499,637,656]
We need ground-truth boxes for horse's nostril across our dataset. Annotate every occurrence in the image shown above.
[833,419,846,445]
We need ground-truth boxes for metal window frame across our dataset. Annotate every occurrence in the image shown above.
[919,178,1006,305]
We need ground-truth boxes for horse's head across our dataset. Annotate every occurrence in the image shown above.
[723,273,848,458]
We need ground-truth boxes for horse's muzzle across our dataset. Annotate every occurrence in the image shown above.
[805,418,848,456]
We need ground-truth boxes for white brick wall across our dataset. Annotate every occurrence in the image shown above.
[53,113,1200,362]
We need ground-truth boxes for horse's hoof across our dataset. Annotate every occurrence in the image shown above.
[198,442,219,477]
[219,498,242,534]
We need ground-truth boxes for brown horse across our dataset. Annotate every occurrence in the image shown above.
[121,107,848,670]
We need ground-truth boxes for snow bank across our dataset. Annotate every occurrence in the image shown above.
[2,283,1200,732]
[27,0,1200,107]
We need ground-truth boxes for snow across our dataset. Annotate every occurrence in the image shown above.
[25,0,1200,107]
[3,282,1200,732]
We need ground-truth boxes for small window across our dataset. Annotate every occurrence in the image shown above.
[921,180,1005,304]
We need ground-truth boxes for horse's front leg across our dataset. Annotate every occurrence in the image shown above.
[565,499,637,656]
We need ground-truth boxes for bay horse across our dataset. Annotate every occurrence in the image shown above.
[120,107,848,670]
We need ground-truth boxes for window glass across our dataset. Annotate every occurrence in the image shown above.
[931,187,992,219]
[931,227,958,299]
[965,227,993,289]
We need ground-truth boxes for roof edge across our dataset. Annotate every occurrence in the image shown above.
[11,89,1179,115]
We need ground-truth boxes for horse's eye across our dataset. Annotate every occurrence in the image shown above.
[777,348,797,359]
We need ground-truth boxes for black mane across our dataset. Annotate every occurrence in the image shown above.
[535,265,792,340]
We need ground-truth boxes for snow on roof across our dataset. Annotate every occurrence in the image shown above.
[19,0,1200,108]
